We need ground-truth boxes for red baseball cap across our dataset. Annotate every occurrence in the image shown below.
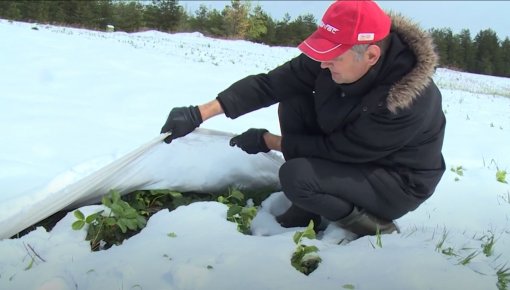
[298,0,391,61]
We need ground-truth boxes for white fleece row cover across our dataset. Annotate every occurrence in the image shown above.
[0,128,284,239]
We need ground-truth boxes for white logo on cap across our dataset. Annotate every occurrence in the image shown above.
[358,33,375,41]
[319,21,339,34]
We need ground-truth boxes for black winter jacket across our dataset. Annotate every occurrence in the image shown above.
[217,14,446,200]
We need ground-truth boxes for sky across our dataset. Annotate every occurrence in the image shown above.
[181,1,510,40]
[1,18,510,290]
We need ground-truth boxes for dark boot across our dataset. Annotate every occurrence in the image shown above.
[276,204,322,231]
[336,206,400,237]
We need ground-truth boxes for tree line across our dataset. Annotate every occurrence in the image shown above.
[0,0,317,46]
[1,0,509,78]
[430,28,510,77]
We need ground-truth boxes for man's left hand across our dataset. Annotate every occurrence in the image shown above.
[229,128,270,154]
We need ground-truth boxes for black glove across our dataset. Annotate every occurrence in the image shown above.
[229,128,270,154]
[160,106,202,143]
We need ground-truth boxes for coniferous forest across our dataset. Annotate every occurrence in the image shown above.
[1,0,509,78]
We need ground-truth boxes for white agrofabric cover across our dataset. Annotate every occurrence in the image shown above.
[0,128,284,239]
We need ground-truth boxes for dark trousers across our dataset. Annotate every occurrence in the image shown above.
[278,96,411,221]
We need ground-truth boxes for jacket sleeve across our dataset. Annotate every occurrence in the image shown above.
[281,93,433,163]
[216,54,321,119]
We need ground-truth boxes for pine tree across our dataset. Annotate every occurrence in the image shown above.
[222,0,250,39]
[189,4,209,33]
[258,13,276,45]
[0,2,22,20]
[143,0,183,32]
[474,29,500,75]
[458,29,475,72]
[246,5,269,43]
[499,38,510,77]
[60,0,82,25]
[76,1,100,28]
[288,13,317,46]
[206,9,225,37]
[97,0,114,29]
[15,0,50,22]
[274,13,292,46]
[112,1,143,32]
[47,1,66,24]
[157,0,183,32]
[430,28,454,68]
[449,34,464,69]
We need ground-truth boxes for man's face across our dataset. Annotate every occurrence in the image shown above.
[319,49,373,84]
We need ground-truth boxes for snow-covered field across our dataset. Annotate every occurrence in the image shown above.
[1,19,509,290]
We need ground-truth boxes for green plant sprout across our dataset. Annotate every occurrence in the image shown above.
[375,227,383,248]
[479,233,496,257]
[22,242,45,271]
[71,189,218,250]
[496,169,507,184]
[489,160,508,184]
[450,165,465,181]
[291,220,322,275]
[217,188,257,234]
[458,250,479,266]
[72,190,147,250]
[24,258,34,271]
[434,229,508,290]
[368,227,383,249]
[497,265,510,290]
[72,209,102,231]
[435,229,459,257]
[450,165,464,176]
[435,229,449,252]
[101,190,147,233]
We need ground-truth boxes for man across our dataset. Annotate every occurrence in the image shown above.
[160,0,446,237]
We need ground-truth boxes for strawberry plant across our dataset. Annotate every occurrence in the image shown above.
[72,190,147,250]
[218,188,257,234]
[291,220,321,275]
[72,188,260,250]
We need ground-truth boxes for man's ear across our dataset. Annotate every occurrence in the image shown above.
[366,44,381,65]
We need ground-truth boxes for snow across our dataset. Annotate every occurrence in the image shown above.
[1,19,510,290]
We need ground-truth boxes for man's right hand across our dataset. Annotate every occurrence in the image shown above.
[160,106,203,143]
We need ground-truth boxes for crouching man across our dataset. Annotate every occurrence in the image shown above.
[160,0,446,237]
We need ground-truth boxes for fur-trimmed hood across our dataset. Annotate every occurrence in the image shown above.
[386,13,439,113]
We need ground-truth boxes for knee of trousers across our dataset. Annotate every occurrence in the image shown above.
[279,158,316,202]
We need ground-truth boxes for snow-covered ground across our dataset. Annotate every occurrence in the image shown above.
[1,19,509,290]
